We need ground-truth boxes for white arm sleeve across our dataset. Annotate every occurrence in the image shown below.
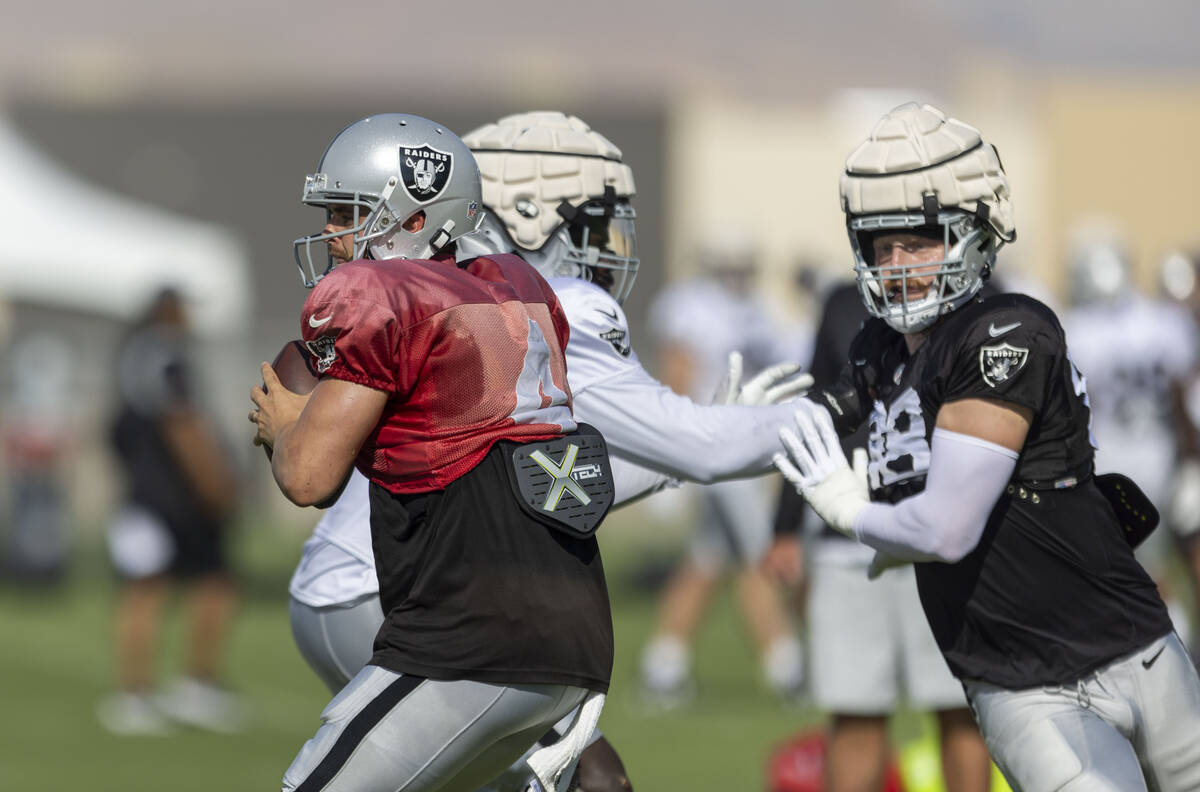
[609,452,678,506]
[851,428,1018,563]
[572,367,796,484]
[554,276,795,485]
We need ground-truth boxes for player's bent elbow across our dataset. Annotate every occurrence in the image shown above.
[928,522,982,564]
[274,465,344,508]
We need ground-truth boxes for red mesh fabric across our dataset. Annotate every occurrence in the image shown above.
[301,254,574,493]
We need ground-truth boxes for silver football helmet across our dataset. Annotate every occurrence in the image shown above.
[840,103,1016,333]
[293,114,483,287]
[460,111,640,304]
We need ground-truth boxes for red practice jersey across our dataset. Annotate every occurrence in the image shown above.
[299,253,576,493]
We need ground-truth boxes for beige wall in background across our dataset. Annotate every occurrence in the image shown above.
[1041,78,1200,298]
[665,76,1200,319]
[664,89,1048,324]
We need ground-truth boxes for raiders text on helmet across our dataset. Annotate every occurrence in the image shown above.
[293,114,483,287]
[460,111,640,303]
[840,103,1016,333]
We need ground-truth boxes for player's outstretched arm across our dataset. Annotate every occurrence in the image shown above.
[778,397,1030,563]
[573,365,807,484]
[251,364,387,506]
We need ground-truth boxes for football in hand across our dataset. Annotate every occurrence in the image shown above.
[262,340,319,462]
[270,339,319,395]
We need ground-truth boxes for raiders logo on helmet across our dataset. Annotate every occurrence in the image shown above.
[979,342,1029,388]
[306,335,338,374]
[400,145,453,203]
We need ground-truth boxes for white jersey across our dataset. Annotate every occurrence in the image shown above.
[1062,295,1197,507]
[288,470,377,606]
[289,276,798,607]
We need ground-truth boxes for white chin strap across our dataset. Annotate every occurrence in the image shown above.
[883,294,941,333]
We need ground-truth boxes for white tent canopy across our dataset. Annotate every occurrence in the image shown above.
[0,117,250,336]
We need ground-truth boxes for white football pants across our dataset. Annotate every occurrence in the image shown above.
[965,632,1200,791]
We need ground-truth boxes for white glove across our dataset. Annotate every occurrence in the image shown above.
[713,350,814,406]
[774,401,869,536]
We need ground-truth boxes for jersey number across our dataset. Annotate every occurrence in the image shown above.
[511,318,573,430]
[867,386,931,491]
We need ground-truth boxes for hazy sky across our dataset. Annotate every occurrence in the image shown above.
[6,1,1199,106]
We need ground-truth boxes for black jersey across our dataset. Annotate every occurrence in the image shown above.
[368,441,614,693]
[819,292,1171,688]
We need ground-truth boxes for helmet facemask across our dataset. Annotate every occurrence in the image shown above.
[547,186,640,304]
[462,186,640,305]
[292,174,396,287]
[849,205,997,334]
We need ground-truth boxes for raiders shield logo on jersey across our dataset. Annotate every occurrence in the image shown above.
[305,335,338,374]
[600,327,631,357]
[400,145,452,203]
[979,342,1029,387]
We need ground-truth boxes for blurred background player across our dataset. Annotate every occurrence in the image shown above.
[1059,223,1197,650]
[638,244,806,705]
[99,287,242,735]
[767,279,992,792]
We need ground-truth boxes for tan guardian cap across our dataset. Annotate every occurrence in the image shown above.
[840,103,1014,243]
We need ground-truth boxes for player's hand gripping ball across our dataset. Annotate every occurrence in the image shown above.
[270,340,320,395]
[254,340,318,460]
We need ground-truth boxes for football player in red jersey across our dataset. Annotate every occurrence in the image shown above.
[251,114,613,792]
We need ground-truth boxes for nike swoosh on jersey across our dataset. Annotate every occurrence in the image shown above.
[988,321,1021,337]
[1142,644,1166,669]
[596,307,619,322]
[309,313,334,328]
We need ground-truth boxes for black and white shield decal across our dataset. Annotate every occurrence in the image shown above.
[399,145,453,203]
[600,327,631,357]
[979,342,1029,388]
[305,335,338,374]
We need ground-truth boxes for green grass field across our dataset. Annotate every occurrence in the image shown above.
[0,502,933,791]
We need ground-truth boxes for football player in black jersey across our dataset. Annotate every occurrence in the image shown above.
[776,103,1200,791]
